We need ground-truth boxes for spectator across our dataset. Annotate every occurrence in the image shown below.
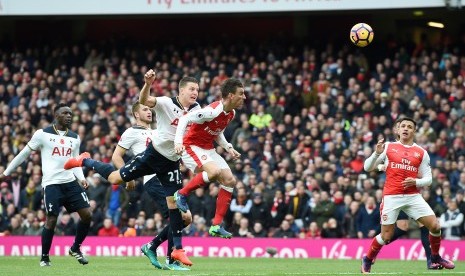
[19,178,42,211]
[439,201,464,240]
[312,191,336,228]
[233,217,252,238]
[455,189,465,237]
[230,187,252,216]
[321,218,344,238]
[249,192,271,228]
[342,201,360,238]
[272,219,296,238]
[86,173,108,210]
[188,216,208,237]
[98,218,119,237]
[55,213,76,236]
[24,217,42,236]
[269,190,287,225]
[120,217,137,237]
[287,185,311,228]
[88,200,104,236]
[104,184,129,227]
[140,218,157,237]
[7,216,24,236]
[188,188,208,219]
[356,196,380,238]
[1,182,14,209]
[250,222,267,238]
[303,222,321,239]
[249,104,273,130]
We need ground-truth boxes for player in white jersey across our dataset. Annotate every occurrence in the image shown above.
[0,103,92,267]
[361,117,454,273]
[113,100,191,271]
[64,71,199,267]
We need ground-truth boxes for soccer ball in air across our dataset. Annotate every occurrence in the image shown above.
[350,23,374,47]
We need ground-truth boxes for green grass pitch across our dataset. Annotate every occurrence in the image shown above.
[0,256,463,275]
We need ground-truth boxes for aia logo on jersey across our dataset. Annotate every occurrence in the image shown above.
[52,147,72,157]
[60,139,64,144]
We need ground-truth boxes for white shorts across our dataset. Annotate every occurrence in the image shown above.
[182,145,229,173]
[380,194,435,225]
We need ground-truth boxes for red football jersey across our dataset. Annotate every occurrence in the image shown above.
[383,142,430,195]
[175,101,235,150]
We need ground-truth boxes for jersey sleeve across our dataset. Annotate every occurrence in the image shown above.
[153,96,169,112]
[174,105,220,145]
[27,129,43,150]
[416,150,432,187]
[117,128,135,150]
[363,142,388,172]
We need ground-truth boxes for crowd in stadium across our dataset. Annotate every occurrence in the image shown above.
[1,34,465,240]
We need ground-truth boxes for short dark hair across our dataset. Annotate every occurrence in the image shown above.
[220,78,244,98]
[131,101,141,118]
[399,117,417,129]
[53,103,69,115]
[179,77,199,89]
[394,116,404,126]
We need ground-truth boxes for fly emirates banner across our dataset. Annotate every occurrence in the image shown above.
[0,0,444,15]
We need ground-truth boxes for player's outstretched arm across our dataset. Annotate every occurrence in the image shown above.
[3,146,33,178]
[215,132,241,160]
[112,145,127,169]
[139,69,157,108]
[364,139,386,172]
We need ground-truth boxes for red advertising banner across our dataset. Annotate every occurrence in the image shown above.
[0,237,463,261]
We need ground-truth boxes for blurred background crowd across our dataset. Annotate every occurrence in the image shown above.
[1,33,465,240]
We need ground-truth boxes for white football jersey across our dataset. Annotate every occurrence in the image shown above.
[27,126,84,187]
[117,126,156,184]
[152,96,200,161]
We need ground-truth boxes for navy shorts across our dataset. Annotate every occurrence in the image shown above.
[120,143,183,197]
[397,210,409,220]
[43,180,90,216]
[144,176,169,219]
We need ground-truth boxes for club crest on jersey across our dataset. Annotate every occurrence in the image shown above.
[382,214,388,221]
[197,113,204,118]
[414,152,420,159]
[50,138,56,142]
[201,155,207,160]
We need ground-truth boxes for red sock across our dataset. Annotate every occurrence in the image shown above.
[179,173,206,196]
[367,238,384,260]
[212,187,232,225]
[429,233,441,256]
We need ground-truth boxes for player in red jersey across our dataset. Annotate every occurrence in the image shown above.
[360,117,455,274]
[173,78,245,238]
[376,118,440,270]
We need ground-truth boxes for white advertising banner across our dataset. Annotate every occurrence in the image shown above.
[0,0,445,16]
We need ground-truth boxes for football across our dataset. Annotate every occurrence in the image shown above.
[350,23,374,47]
